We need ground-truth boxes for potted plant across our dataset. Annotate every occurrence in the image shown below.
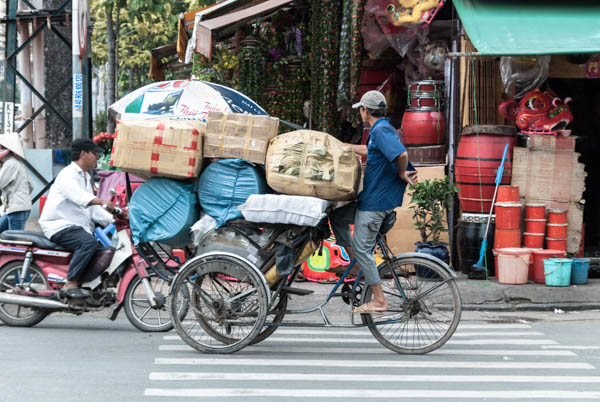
[408,177,459,266]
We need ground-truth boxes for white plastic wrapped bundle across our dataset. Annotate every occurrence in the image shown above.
[237,194,332,227]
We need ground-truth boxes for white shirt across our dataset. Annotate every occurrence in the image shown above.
[39,162,113,239]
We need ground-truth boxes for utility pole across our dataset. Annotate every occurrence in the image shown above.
[72,0,88,140]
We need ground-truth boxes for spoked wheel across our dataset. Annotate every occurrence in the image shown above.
[124,272,188,332]
[0,261,50,327]
[251,291,288,345]
[361,256,461,354]
[169,254,268,354]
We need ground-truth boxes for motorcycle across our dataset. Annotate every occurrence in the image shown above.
[0,207,188,332]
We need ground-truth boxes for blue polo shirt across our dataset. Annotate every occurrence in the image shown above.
[357,118,411,211]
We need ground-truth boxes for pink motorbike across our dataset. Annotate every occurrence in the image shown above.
[0,209,187,332]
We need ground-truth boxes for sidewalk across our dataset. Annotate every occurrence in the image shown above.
[22,218,600,312]
[456,275,600,311]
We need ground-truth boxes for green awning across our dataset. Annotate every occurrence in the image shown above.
[453,0,600,55]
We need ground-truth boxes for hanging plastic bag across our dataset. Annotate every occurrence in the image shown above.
[500,56,551,99]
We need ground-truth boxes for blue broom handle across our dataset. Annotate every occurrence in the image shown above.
[495,144,510,185]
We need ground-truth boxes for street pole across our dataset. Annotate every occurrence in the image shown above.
[72,0,88,140]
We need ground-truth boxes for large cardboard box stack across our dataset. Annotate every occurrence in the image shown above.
[111,119,205,179]
[204,112,279,164]
[266,130,361,201]
[511,135,586,254]
[385,165,449,255]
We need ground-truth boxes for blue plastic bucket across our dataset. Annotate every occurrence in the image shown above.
[544,258,572,287]
[571,258,590,285]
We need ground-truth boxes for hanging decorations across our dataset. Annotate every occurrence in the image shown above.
[238,36,267,105]
[310,0,341,134]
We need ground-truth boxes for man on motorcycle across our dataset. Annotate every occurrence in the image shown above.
[330,90,418,314]
[39,139,122,299]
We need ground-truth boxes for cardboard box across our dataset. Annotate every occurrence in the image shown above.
[204,112,279,164]
[386,165,449,254]
[266,130,361,201]
[511,146,586,254]
[528,134,576,152]
[511,147,586,203]
[111,119,205,179]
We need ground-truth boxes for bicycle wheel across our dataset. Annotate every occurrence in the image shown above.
[123,272,189,332]
[169,254,268,354]
[251,291,288,345]
[362,256,461,354]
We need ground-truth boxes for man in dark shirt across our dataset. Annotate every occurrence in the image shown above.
[331,90,418,314]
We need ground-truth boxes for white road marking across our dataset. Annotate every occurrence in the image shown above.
[157,344,576,356]
[154,357,593,369]
[149,372,600,383]
[144,388,600,398]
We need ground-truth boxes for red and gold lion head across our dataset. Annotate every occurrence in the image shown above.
[498,89,573,133]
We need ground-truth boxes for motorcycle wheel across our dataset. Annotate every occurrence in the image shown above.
[0,261,50,327]
[123,272,189,332]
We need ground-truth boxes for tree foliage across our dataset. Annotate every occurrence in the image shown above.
[91,0,197,97]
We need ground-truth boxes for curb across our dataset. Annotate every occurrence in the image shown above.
[462,302,600,312]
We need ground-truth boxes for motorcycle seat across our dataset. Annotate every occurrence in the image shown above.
[0,230,66,251]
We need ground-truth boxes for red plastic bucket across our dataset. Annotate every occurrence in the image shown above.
[496,186,520,203]
[525,203,546,219]
[494,228,521,249]
[547,224,568,239]
[525,219,546,234]
[523,232,544,249]
[524,247,541,281]
[532,249,566,284]
[546,238,567,251]
[39,195,48,215]
[455,125,517,214]
[495,202,521,229]
[401,110,445,145]
[496,248,531,285]
[548,209,568,224]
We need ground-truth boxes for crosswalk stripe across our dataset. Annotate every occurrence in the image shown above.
[162,335,557,345]
[144,388,600,398]
[542,346,600,350]
[148,372,600,383]
[225,330,544,337]
[154,357,594,369]
[157,344,576,356]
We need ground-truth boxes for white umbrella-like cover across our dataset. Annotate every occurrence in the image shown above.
[109,80,267,121]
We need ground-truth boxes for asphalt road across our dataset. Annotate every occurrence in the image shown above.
[1,307,600,401]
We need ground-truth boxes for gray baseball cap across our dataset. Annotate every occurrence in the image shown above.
[352,90,387,110]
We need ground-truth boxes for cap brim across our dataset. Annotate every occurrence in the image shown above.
[92,145,104,154]
[351,102,362,109]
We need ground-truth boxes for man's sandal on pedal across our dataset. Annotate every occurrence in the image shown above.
[352,303,386,315]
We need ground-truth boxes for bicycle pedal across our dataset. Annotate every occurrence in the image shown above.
[281,286,314,296]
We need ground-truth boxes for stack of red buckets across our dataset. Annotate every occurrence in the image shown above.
[494,185,566,283]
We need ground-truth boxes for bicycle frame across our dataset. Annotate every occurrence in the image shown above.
[266,235,417,328]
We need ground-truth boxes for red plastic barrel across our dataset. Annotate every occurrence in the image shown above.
[548,209,568,224]
[496,186,520,203]
[547,224,568,239]
[495,202,521,229]
[401,110,445,145]
[456,125,517,213]
[525,204,546,220]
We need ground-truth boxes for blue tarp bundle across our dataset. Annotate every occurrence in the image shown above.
[129,178,199,246]
[197,159,267,228]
